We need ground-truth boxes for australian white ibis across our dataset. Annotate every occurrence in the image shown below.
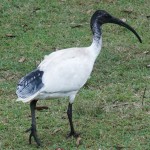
[16,10,142,146]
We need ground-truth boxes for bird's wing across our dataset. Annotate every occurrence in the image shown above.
[16,69,44,99]
[38,48,94,93]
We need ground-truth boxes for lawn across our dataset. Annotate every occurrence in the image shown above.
[0,0,150,149]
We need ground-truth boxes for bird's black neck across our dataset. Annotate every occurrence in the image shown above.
[90,18,102,44]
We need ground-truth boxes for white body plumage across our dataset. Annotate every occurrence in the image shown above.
[16,38,102,103]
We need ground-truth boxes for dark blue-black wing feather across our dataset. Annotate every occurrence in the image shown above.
[16,69,44,99]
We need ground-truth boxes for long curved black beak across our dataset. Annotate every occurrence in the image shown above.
[109,17,142,43]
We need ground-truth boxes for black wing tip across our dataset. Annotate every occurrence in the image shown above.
[16,69,44,99]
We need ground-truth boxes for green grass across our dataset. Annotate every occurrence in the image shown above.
[0,0,150,149]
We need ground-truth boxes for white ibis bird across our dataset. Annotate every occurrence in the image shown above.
[16,10,142,146]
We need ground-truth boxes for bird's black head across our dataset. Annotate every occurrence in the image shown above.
[91,10,142,43]
[91,10,113,25]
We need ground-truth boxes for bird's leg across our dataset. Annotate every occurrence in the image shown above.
[26,100,41,146]
[66,103,80,138]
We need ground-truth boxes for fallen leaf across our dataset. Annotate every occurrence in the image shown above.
[32,7,40,13]
[18,57,26,63]
[86,10,93,14]
[5,34,16,38]
[76,137,82,147]
[122,9,133,14]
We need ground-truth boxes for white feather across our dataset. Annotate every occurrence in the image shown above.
[17,38,102,103]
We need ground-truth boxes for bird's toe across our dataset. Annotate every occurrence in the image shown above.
[26,124,41,146]
[66,131,80,139]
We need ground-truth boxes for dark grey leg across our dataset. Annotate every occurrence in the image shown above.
[67,103,80,138]
[26,100,41,146]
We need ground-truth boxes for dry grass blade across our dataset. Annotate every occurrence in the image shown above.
[76,137,82,147]
[18,57,26,63]
[5,34,16,38]
[71,24,83,28]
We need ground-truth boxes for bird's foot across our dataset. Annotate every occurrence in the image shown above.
[66,131,80,138]
[26,124,41,147]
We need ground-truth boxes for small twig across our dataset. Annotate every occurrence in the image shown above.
[142,87,146,106]
[101,102,130,110]
[35,106,48,111]
[71,24,83,28]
